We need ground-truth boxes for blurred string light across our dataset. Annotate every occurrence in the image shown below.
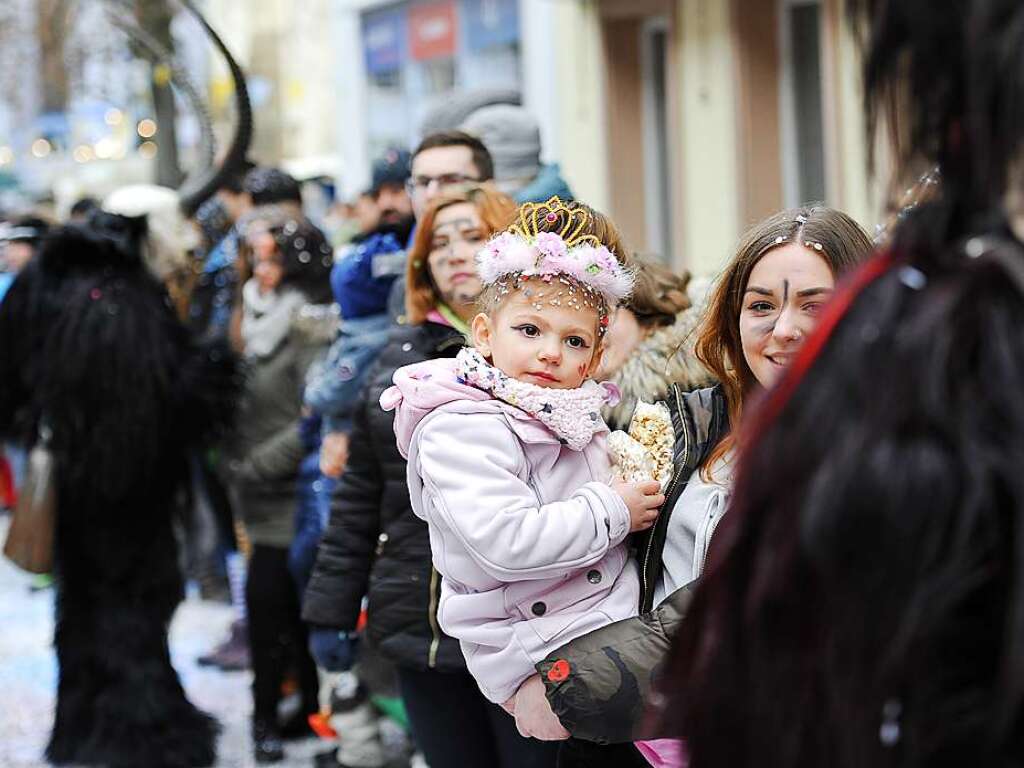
[153,63,172,87]
[73,145,95,163]
[137,118,157,138]
[104,108,123,126]
[138,141,158,159]
[94,136,118,160]
[0,147,12,165]
[31,138,52,158]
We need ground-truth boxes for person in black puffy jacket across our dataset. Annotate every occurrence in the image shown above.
[303,187,559,768]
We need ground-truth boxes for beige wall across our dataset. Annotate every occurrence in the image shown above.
[278,0,339,166]
[732,0,783,229]
[822,0,877,229]
[602,17,649,252]
[551,0,611,213]
[675,0,740,276]
[206,0,338,167]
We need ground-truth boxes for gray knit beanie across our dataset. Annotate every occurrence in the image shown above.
[418,88,521,138]
[461,104,542,185]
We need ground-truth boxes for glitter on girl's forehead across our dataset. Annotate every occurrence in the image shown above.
[494,273,608,332]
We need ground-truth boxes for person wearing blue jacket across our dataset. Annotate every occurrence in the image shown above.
[291,232,405,768]
[290,233,405,588]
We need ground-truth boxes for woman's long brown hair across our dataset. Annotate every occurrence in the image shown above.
[695,205,874,477]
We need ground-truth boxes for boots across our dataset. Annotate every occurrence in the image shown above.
[198,618,251,671]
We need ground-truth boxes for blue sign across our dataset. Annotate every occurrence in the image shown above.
[363,7,407,75]
[461,0,519,51]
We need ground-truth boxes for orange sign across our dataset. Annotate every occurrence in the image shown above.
[409,0,457,61]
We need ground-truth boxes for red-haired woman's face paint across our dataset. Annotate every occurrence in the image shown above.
[739,243,834,388]
[427,202,486,308]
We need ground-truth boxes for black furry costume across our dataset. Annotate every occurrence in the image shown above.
[0,213,239,767]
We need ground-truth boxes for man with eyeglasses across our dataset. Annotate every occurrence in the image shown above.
[406,131,494,220]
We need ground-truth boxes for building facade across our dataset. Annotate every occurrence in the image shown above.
[332,0,880,276]
[531,0,878,274]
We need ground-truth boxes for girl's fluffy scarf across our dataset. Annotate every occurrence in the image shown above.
[455,347,619,451]
[241,279,306,359]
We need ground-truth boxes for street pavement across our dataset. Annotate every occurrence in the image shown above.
[0,517,407,768]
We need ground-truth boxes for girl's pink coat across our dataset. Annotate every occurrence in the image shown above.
[382,357,638,703]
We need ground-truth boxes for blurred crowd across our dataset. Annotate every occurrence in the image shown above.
[5,2,1024,767]
[0,103,871,768]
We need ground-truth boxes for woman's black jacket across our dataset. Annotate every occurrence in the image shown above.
[302,320,468,672]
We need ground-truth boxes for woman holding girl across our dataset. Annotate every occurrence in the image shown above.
[510,205,874,766]
[383,196,673,760]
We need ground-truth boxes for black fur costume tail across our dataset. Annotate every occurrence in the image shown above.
[0,215,240,768]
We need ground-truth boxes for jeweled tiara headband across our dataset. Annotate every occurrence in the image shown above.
[475,197,633,310]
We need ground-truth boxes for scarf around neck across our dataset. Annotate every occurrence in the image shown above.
[241,279,306,358]
[454,347,619,450]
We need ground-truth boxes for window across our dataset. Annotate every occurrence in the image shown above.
[641,18,672,263]
[780,0,826,206]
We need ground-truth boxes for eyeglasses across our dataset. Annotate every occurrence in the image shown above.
[405,173,481,195]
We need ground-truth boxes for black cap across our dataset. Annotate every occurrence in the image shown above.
[371,148,411,193]
[244,167,303,206]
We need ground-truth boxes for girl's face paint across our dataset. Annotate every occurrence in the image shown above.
[471,277,602,390]
[739,243,835,388]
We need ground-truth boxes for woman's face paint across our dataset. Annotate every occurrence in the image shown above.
[739,243,835,388]
[594,306,644,379]
[427,202,486,308]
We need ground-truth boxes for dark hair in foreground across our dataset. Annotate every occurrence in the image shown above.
[659,2,1024,766]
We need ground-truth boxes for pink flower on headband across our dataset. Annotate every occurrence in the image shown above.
[534,231,568,260]
[579,246,618,273]
[478,232,535,283]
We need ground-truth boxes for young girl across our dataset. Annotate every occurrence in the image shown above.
[381,198,664,716]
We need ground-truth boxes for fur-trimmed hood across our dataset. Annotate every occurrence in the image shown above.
[603,305,715,431]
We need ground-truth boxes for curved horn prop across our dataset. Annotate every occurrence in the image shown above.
[103,5,216,176]
[177,0,253,216]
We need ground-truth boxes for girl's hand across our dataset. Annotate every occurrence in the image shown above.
[612,479,665,532]
[512,675,570,740]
